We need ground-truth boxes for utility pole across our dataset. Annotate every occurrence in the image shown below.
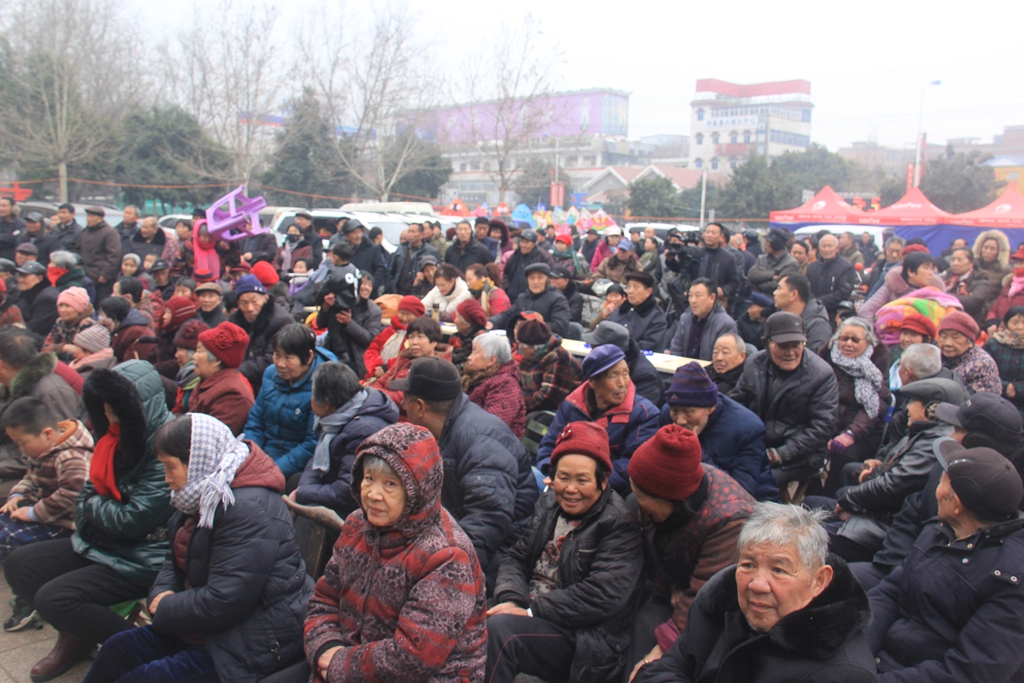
[699,169,707,228]
[913,80,941,187]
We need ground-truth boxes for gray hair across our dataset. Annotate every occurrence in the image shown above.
[473,333,511,365]
[49,250,78,269]
[362,454,399,481]
[900,343,941,380]
[738,502,829,569]
[311,361,361,410]
[716,332,748,355]
[141,216,159,229]
[885,236,906,250]
[830,317,877,349]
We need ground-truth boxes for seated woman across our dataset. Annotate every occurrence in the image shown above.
[304,423,487,683]
[486,421,644,683]
[450,298,488,370]
[465,263,511,317]
[887,312,936,392]
[420,264,472,322]
[588,283,626,330]
[366,317,452,409]
[68,324,117,382]
[153,296,198,375]
[984,305,1024,418]
[100,296,157,363]
[169,320,209,415]
[188,323,255,436]
[245,323,336,479]
[293,362,399,517]
[461,334,525,438]
[82,414,314,683]
[985,243,1024,333]
[3,361,173,681]
[363,295,424,380]
[858,251,941,323]
[820,317,891,496]
[42,287,96,360]
[939,311,1001,394]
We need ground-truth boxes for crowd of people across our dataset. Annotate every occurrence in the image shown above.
[0,199,1022,683]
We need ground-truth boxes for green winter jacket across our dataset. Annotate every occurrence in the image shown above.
[72,360,174,587]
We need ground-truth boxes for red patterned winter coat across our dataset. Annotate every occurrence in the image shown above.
[465,360,526,439]
[304,423,487,683]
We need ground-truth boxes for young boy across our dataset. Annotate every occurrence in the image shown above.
[1,397,94,631]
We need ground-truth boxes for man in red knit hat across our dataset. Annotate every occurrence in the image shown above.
[625,424,755,678]
[188,323,254,435]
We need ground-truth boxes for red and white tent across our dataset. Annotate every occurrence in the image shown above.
[949,184,1024,229]
[857,187,953,226]
[769,186,863,225]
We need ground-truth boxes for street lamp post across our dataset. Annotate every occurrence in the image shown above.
[913,80,941,187]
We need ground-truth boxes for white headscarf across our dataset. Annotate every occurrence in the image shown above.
[171,413,251,528]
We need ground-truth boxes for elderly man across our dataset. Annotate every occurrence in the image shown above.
[867,444,1024,683]
[625,424,756,678]
[583,321,663,405]
[661,362,778,502]
[76,206,121,302]
[594,241,644,284]
[634,502,875,683]
[730,312,839,495]
[13,244,37,269]
[488,262,570,337]
[516,319,583,413]
[668,278,738,361]
[503,229,554,302]
[47,203,82,254]
[746,227,799,296]
[124,216,167,262]
[445,219,493,272]
[805,233,856,322]
[864,236,906,297]
[695,222,740,303]
[396,357,538,585]
[838,231,864,267]
[226,275,293,395]
[709,332,747,394]
[20,213,56,266]
[938,311,1001,394]
[772,274,831,353]
[882,343,959,447]
[15,261,58,337]
[194,282,227,327]
[607,271,668,351]
[536,344,660,495]
[113,204,139,253]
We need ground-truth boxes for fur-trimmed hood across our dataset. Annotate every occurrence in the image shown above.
[696,554,871,660]
[0,352,58,401]
[973,229,1011,269]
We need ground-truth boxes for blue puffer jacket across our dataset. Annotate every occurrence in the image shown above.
[536,381,660,495]
[244,347,337,478]
[659,395,779,502]
[293,389,399,516]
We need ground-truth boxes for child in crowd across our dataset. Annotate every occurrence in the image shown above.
[288,258,312,298]
[120,254,141,278]
[0,398,94,566]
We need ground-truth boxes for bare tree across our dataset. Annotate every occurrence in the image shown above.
[450,15,563,204]
[0,0,144,201]
[161,0,291,191]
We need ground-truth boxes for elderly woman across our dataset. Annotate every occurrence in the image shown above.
[942,246,996,325]
[887,312,937,392]
[304,423,487,682]
[42,286,96,358]
[462,334,525,438]
[68,325,116,381]
[420,263,472,322]
[170,320,209,414]
[188,323,255,436]
[245,323,337,479]
[819,317,891,496]
[535,344,660,495]
[984,305,1024,417]
[938,311,1001,394]
[154,296,198,368]
[632,503,875,683]
[973,228,1011,294]
[293,362,399,517]
[100,296,157,363]
[486,421,644,683]
[366,317,452,409]
[119,253,141,279]
[516,319,583,413]
[82,414,313,683]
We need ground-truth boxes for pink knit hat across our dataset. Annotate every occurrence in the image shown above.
[57,287,91,314]
[938,310,979,342]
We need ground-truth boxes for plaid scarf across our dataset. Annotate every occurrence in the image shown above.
[171,413,251,528]
[994,327,1024,350]
[830,342,882,419]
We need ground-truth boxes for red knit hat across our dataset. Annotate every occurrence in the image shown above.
[549,421,612,475]
[456,298,488,329]
[902,243,930,257]
[628,424,704,501]
[555,233,573,246]
[164,296,197,331]
[173,320,209,351]
[251,261,280,287]
[398,295,425,316]
[938,310,979,342]
[900,311,937,340]
[198,322,249,369]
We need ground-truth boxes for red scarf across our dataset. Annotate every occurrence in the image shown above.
[47,265,68,287]
[90,423,122,501]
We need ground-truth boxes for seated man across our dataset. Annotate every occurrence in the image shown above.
[488,262,570,337]
[772,274,831,353]
[516,319,583,414]
[866,444,1024,683]
[583,321,663,406]
[536,344,660,495]
[881,342,958,448]
[668,278,738,361]
[486,421,643,683]
[607,271,668,352]
[396,358,539,584]
[708,332,747,394]
[633,502,875,683]
[730,312,839,492]
[626,425,755,677]
[661,362,778,501]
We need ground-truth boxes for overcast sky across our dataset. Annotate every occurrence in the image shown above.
[139,0,1022,154]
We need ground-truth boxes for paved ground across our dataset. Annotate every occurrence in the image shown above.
[0,571,89,683]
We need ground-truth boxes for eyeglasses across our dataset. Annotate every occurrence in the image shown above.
[838,336,865,343]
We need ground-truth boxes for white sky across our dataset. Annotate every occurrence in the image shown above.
[138,0,1024,153]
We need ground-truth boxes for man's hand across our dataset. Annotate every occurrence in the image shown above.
[372,366,385,378]
[321,293,336,309]
[834,503,852,521]
[243,252,253,262]
[148,590,174,615]
[335,309,352,325]
[486,601,529,617]
[485,321,494,330]
[0,497,20,514]
[414,272,425,285]
[859,459,882,483]
[628,645,664,683]
[1008,383,1017,399]
[766,448,781,466]
[318,646,344,680]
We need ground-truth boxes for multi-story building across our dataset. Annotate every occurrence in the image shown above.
[688,79,813,173]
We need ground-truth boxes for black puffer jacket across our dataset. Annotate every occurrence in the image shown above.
[227,295,293,395]
[149,445,314,683]
[349,237,387,296]
[608,295,669,352]
[694,245,740,300]
[634,556,875,683]
[489,286,570,338]
[494,487,644,683]
[730,348,838,471]
[316,285,383,379]
[503,247,554,302]
[437,393,539,578]
[806,256,857,319]
[445,237,494,272]
[747,250,800,295]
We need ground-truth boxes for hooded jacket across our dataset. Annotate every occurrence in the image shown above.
[536,381,660,494]
[228,295,294,396]
[465,359,526,439]
[608,294,669,352]
[111,307,156,363]
[304,425,488,683]
[149,442,314,683]
[489,286,571,338]
[294,388,399,516]
[244,347,337,478]
[73,361,174,586]
[730,348,839,472]
[669,303,738,360]
[806,255,857,318]
[494,486,645,683]
[973,228,1011,292]
[634,556,875,683]
[9,419,93,529]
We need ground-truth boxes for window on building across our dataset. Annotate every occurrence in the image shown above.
[695,133,703,145]
[711,133,720,145]
[743,131,751,144]
[730,132,738,144]
[694,158,703,169]
[802,109,812,123]
[711,158,719,170]
[729,158,737,169]
[696,108,704,121]
[459,163,467,172]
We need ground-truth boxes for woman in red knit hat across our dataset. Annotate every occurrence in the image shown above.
[187,323,255,435]
[888,312,937,391]
[486,421,644,683]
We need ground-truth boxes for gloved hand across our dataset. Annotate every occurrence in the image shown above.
[828,431,855,457]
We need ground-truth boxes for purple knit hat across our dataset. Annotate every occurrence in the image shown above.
[665,361,718,407]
